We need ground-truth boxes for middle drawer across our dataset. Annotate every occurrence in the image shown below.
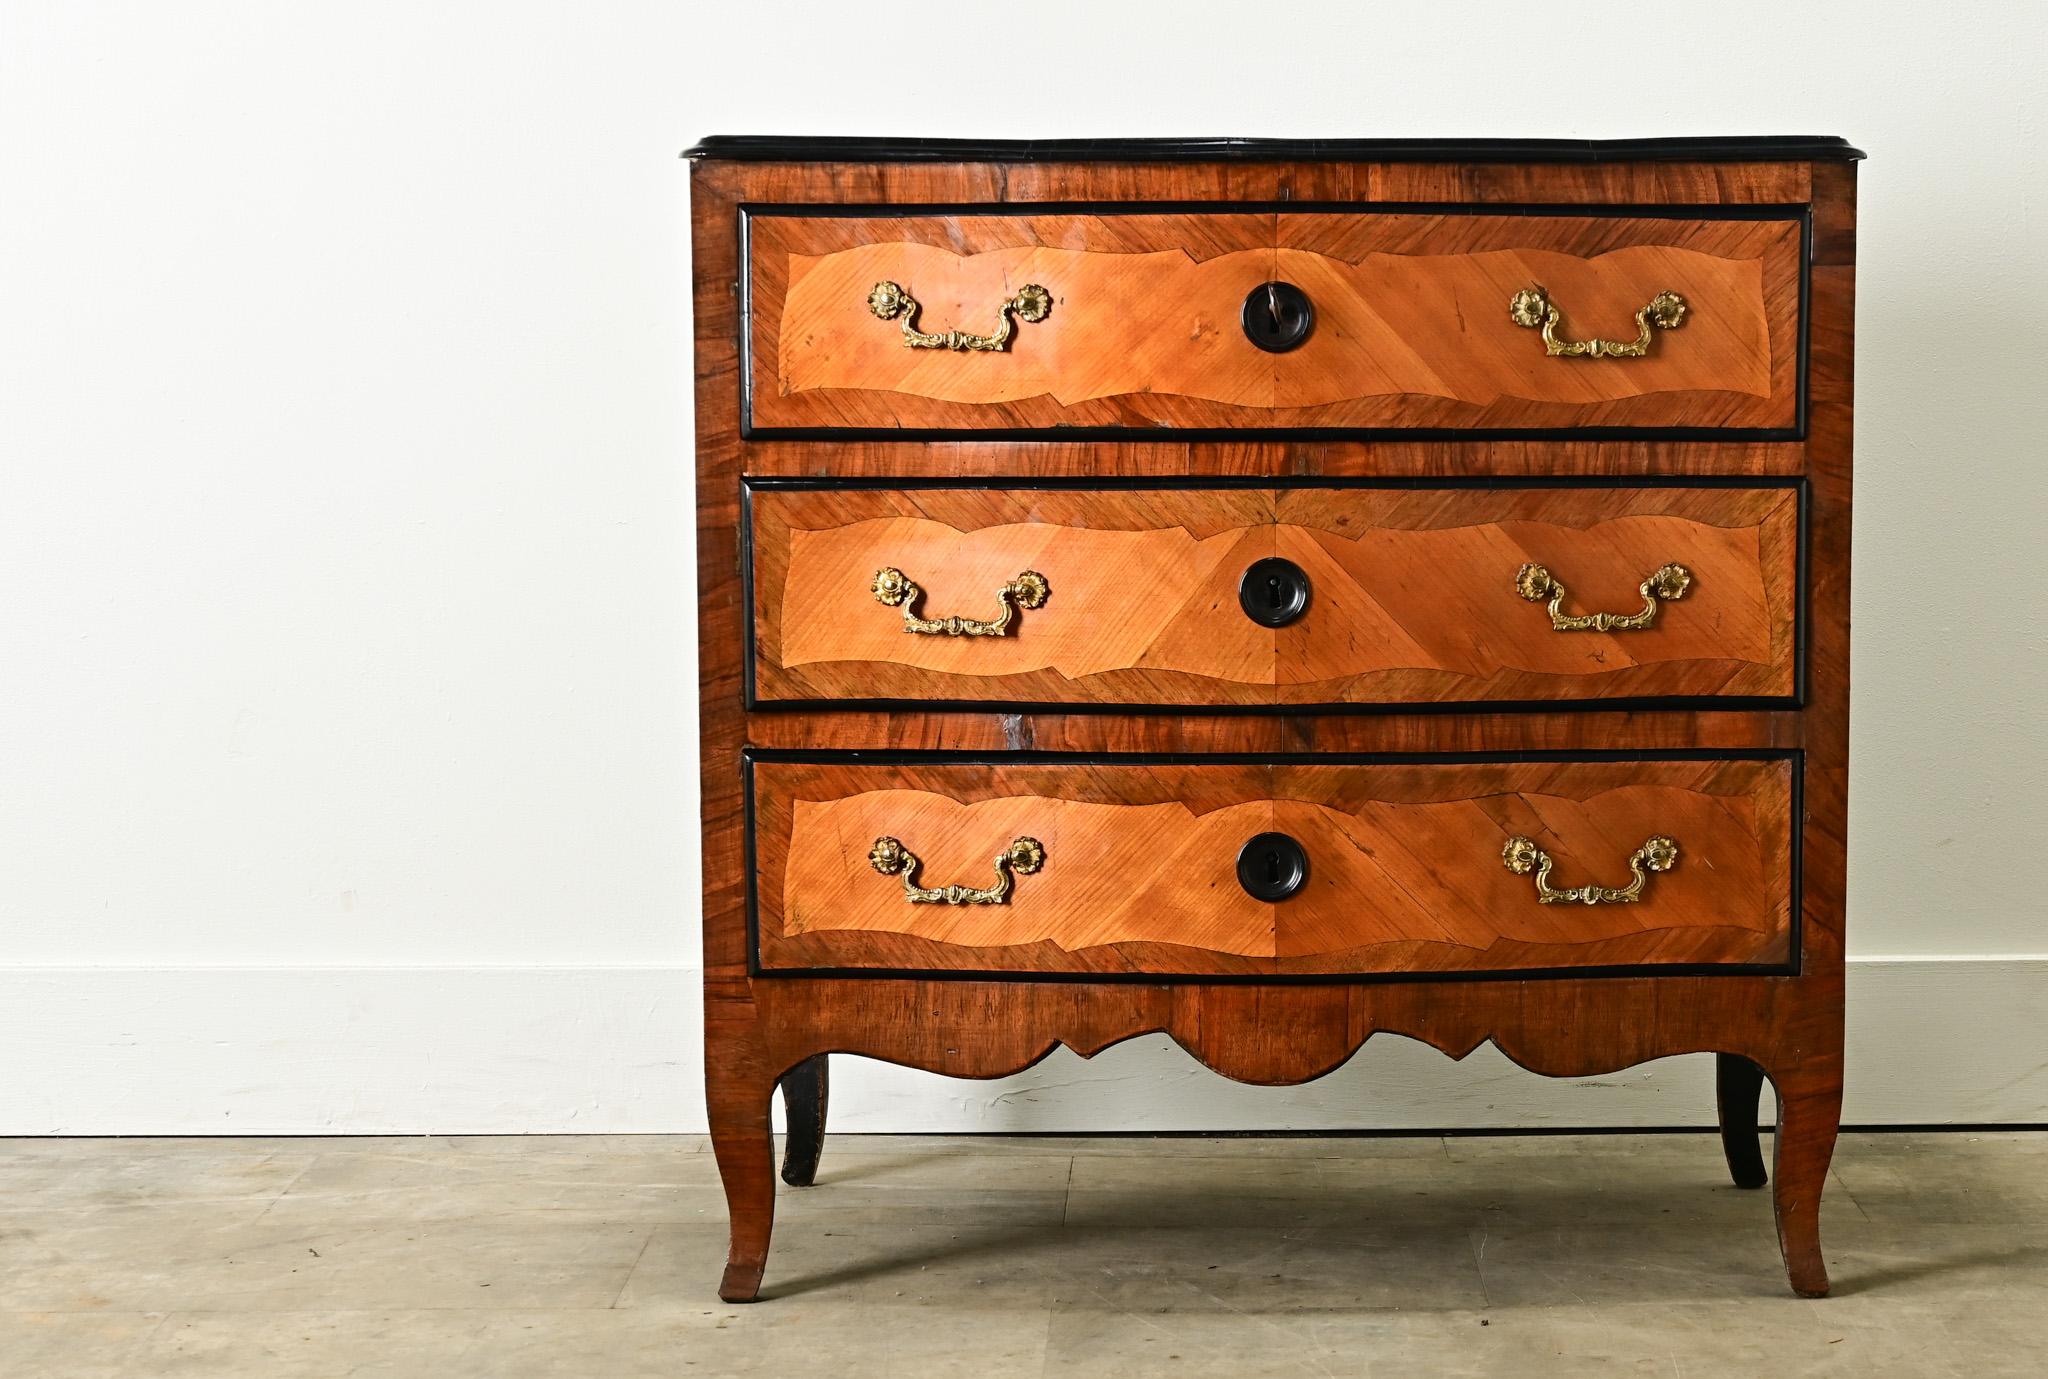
[747,483,1802,710]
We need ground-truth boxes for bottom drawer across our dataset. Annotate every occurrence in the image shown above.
[747,752,1798,981]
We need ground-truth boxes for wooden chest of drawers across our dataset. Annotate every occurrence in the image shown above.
[688,135,1860,1302]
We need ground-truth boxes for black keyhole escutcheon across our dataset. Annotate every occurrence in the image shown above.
[1239,557,1311,628]
[1236,833,1309,901]
[1241,281,1314,353]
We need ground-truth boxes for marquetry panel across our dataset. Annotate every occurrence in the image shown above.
[747,210,1802,432]
[749,485,1800,707]
[750,756,1797,977]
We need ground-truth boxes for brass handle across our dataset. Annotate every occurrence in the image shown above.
[1515,562,1692,632]
[868,835,1045,906]
[1502,835,1678,905]
[1509,287,1687,358]
[871,566,1048,637]
[866,280,1052,351]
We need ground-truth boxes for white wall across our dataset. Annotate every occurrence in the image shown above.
[3,1,2044,1133]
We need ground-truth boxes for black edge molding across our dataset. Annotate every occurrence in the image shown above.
[689,134,1864,164]
[741,747,1804,986]
[740,476,1808,717]
[735,201,1813,443]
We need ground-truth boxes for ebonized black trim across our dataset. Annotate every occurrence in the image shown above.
[739,479,757,712]
[737,202,1813,442]
[689,134,1865,164]
[740,476,1809,716]
[740,746,1805,987]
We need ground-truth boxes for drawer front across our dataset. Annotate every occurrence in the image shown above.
[745,208,1804,435]
[748,754,1799,979]
[748,484,1801,709]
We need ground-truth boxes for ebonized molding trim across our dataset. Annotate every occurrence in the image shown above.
[736,202,1813,442]
[741,747,1805,987]
[739,476,1810,716]
[689,134,1865,164]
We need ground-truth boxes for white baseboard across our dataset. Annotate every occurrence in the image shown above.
[4,960,2043,1134]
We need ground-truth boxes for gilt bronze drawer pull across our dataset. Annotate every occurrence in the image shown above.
[1515,561,1692,632]
[867,835,1046,906]
[871,566,1048,637]
[1502,835,1679,906]
[866,280,1052,351]
[1510,286,1687,358]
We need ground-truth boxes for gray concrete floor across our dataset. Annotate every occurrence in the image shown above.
[1,1131,2042,1377]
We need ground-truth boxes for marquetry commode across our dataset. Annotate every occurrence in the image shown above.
[687,135,1860,1302]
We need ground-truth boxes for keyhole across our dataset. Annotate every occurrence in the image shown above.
[1236,832,1308,901]
[1238,557,1310,627]
[1240,281,1314,353]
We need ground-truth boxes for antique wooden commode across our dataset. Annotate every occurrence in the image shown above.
[686,135,1860,1301]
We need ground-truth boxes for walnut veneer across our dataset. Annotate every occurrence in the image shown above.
[690,135,1860,1304]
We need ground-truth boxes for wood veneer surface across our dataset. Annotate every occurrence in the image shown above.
[752,485,1799,706]
[691,150,1856,1303]
[749,211,1802,432]
[752,756,1796,977]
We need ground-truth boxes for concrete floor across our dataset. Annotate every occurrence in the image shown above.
[1,1131,2042,1377]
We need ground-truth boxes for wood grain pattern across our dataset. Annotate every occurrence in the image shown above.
[691,151,1855,1303]
[750,211,1802,432]
[738,436,1808,482]
[752,485,1799,706]
[753,757,1795,977]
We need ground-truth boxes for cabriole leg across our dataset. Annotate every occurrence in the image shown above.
[779,1054,830,1187]
[1715,1053,1769,1189]
[708,1055,778,1303]
[1769,1071,1844,1298]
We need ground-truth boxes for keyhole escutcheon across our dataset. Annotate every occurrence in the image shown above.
[1239,557,1311,627]
[1241,281,1314,353]
[1236,833,1310,901]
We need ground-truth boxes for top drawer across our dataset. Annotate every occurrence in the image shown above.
[743,207,1805,437]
